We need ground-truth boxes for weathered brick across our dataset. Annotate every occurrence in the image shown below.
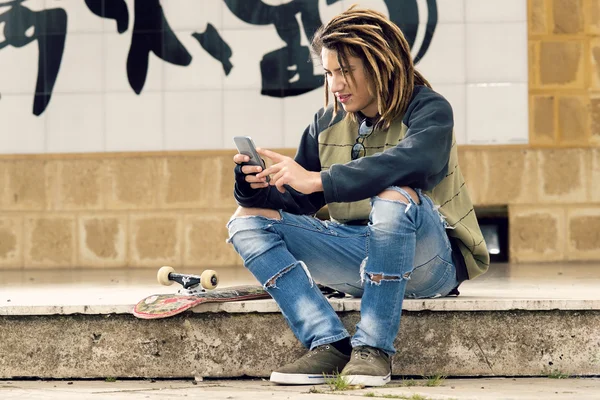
[567,208,600,259]
[218,153,242,210]
[129,214,181,267]
[591,149,600,202]
[160,156,229,209]
[24,215,76,268]
[589,96,600,144]
[183,213,242,268]
[78,214,127,267]
[456,149,486,206]
[106,158,159,210]
[0,215,23,269]
[531,95,555,143]
[3,160,54,211]
[484,150,539,205]
[509,206,566,262]
[558,96,589,144]
[585,0,600,34]
[539,41,584,87]
[530,0,548,34]
[538,149,588,203]
[589,39,600,89]
[56,160,104,210]
[529,42,539,87]
[552,0,584,34]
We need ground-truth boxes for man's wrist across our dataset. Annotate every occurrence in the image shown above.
[312,171,324,193]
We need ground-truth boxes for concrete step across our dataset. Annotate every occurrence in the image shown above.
[1,263,599,379]
[3,378,600,400]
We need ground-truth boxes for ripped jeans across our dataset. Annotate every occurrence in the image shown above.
[226,187,458,355]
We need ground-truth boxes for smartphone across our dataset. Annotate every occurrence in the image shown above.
[233,136,269,182]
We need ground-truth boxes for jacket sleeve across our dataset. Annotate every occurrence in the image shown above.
[233,109,327,215]
[320,88,453,203]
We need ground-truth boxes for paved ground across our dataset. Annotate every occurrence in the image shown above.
[1,377,600,400]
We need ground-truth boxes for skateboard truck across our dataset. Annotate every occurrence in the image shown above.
[157,266,219,296]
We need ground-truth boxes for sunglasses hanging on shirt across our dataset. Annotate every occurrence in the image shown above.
[351,118,375,160]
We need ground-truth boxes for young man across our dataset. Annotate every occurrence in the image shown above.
[227,7,489,387]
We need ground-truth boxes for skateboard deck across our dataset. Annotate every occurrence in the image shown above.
[133,285,270,319]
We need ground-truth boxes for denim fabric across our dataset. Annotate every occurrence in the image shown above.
[226,187,458,355]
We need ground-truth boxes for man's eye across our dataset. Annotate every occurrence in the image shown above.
[324,71,332,76]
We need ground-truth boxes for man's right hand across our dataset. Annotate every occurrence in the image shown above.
[233,153,269,189]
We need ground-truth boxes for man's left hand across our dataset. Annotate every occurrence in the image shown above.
[256,148,323,194]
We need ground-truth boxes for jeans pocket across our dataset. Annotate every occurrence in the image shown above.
[405,256,455,299]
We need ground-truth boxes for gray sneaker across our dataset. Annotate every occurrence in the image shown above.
[270,344,350,385]
[341,346,391,387]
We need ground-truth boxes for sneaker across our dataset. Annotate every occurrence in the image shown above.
[341,346,391,387]
[270,344,350,385]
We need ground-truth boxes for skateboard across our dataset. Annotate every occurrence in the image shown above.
[132,266,270,319]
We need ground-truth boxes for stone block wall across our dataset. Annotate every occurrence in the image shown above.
[0,0,599,269]
[0,153,245,269]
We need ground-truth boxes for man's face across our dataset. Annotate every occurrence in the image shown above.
[322,47,378,118]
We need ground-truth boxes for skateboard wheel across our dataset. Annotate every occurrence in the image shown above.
[200,269,218,290]
[157,266,175,286]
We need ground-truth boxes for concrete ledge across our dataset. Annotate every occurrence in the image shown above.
[3,297,600,316]
[1,308,599,379]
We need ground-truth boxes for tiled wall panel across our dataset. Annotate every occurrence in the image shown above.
[0,0,528,154]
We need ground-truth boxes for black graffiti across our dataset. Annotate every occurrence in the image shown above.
[224,0,324,97]
[0,0,66,116]
[86,0,192,94]
[223,0,437,98]
[192,23,233,76]
[1,0,437,115]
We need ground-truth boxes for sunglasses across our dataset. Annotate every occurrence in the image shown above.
[351,119,375,160]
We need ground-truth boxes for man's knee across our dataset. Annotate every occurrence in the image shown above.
[377,187,420,204]
[231,206,281,220]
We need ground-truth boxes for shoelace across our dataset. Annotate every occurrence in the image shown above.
[307,345,330,358]
[354,346,377,360]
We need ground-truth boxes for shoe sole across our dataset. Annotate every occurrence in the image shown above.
[270,371,334,385]
[344,373,391,387]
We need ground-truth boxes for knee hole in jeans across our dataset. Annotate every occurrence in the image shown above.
[377,186,420,204]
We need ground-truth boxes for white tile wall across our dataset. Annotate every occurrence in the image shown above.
[46,93,104,153]
[283,88,325,148]
[164,91,224,150]
[222,0,283,30]
[0,95,46,153]
[223,90,284,148]
[52,33,104,94]
[435,0,465,23]
[0,0,528,154]
[105,92,163,151]
[0,45,40,95]
[104,32,164,93]
[434,84,467,145]
[466,83,528,145]
[162,0,223,31]
[46,0,105,33]
[465,0,526,22]
[164,31,224,91]
[415,23,466,85]
[319,0,346,23]
[220,27,286,90]
[466,22,527,84]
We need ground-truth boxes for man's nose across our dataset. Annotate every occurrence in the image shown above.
[330,74,345,92]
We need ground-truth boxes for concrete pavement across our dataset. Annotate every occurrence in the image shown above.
[1,377,600,400]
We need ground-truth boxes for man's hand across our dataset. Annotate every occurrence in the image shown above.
[232,153,269,190]
[255,148,323,194]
